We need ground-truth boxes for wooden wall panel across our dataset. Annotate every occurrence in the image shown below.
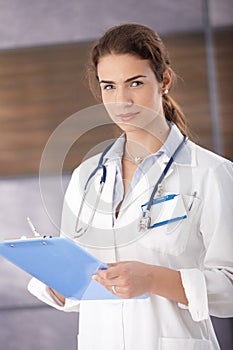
[164,32,212,147]
[0,28,232,177]
[165,28,233,159]
[214,28,233,159]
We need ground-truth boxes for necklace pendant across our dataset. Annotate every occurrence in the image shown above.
[134,156,143,164]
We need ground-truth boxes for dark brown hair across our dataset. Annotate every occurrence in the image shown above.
[86,23,189,136]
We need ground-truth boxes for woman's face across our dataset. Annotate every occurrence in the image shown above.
[97,53,165,132]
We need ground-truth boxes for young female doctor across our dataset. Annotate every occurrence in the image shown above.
[28,23,233,350]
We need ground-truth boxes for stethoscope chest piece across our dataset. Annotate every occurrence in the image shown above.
[138,210,151,232]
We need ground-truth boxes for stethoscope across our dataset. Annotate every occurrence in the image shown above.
[74,135,188,238]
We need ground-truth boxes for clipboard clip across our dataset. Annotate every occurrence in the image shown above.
[26,217,52,239]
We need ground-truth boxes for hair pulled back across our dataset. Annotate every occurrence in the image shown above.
[86,23,189,136]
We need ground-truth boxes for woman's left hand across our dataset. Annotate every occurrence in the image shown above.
[92,261,152,298]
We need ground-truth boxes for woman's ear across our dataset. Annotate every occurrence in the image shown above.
[162,68,172,94]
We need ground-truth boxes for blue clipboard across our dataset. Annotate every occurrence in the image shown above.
[0,237,147,300]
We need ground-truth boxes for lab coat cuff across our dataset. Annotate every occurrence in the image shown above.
[178,268,209,322]
[28,278,80,312]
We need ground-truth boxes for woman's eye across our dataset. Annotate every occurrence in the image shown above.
[103,84,114,90]
[131,81,143,87]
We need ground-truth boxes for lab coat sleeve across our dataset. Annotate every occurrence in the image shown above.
[60,167,81,237]
[179,160,233,321]
[28,277,80,312]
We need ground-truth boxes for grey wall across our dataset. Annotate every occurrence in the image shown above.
[0,175,80,350]
[0,0,232,50]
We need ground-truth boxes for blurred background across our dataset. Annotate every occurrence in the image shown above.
[0,0,232,349]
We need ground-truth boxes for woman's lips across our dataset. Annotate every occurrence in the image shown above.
[116,112,140,121]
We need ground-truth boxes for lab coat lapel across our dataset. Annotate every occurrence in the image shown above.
[121,140,195,212]
[100,162,117,203]
[91,162,117,228]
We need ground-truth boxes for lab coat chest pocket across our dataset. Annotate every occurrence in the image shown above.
[139,194,201,256]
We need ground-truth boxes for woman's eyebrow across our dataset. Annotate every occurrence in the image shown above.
[99,75,147,85]
[125,75,147,83]
[99,79,114,85]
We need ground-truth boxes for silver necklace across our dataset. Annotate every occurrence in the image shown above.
[125,142,144,164]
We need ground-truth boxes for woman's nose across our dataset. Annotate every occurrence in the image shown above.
[115,87,133,105]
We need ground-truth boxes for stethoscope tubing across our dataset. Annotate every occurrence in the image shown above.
[145,135,188,213]
[74,142,112,237]
[75,179,105,237]
[74,134,188,237]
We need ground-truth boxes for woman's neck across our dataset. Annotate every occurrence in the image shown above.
[125,119,170,159]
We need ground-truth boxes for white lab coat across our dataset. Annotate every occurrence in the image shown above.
[28,125,233,350]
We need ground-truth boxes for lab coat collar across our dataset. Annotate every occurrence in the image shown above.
[103,133,125,162]
[160,123,196,167]
[102,123,196,167]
